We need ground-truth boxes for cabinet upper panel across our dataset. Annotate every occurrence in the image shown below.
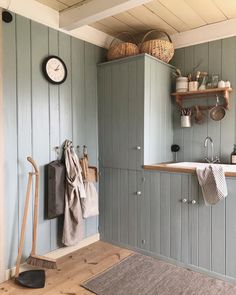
[98,54,174,170]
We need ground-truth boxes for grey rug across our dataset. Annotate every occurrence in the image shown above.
[81,253,236,295]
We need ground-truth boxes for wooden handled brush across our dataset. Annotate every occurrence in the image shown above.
[26,157,57,270]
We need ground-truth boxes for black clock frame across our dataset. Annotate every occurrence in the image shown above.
[42,55,67,85]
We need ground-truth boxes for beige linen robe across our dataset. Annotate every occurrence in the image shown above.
[62,140,86,246]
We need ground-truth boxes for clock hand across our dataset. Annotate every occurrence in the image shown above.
[55,65,60,71]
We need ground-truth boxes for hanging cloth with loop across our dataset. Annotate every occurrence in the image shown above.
[62,140,86,246]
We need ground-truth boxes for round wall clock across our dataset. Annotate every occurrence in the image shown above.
[42,55,67,85]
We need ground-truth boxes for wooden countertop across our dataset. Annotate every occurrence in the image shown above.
[143,162,236,177]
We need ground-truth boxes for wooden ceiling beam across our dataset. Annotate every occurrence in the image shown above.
[59,0,153,30]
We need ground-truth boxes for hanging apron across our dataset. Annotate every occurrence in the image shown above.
[62,140,86,246]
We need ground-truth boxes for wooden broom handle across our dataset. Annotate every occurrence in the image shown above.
[27,157,40,255]
[15,173,33,278]
[31,171,39,255]
[27,156,39,174]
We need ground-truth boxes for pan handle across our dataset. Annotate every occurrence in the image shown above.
[27,157,39,174]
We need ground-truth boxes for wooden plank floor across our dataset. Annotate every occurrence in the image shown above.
[0,241,133,295]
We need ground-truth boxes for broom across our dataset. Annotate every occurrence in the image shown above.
[26,157,57,270]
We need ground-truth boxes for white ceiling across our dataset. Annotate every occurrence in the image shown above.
[36,0,236,37]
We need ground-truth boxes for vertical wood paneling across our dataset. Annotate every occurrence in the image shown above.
[104,168,113,242]
[31,21,51,254]
[181,174,189,264]
[3,14,104,268]
[102,66,113,167]
[112,169,120,242]
[138,172,150,250]
[150,172,161,254]
[170,174,182,260]
[183,46,194,161]
[71,38,86,239]
[160,173,170,257]
[72,39,85,148]
[128,170,138,247]
[171,48,185,162]
[3,14,18,268]
[192,43,208,162]
[16,16,33,259]
[128,60,139,170]
[118,64,129,170]
[226,178,236,278]
[119,169,129,244]
[98,167,105,238]
[208,40,221,159]
[221,37,236,163]
[211,199,225,275]
[143,57,151,165]
[188,175,199,266]
[172,37,236,163]
[111,64,120,169]
[84,42,98,236]
[48,28,60,250]
[144,58,173,165]
[59,33,72,142]
[198,185,211,270]
[136,59,144,170]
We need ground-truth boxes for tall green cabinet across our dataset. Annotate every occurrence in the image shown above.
[98,53,174,170]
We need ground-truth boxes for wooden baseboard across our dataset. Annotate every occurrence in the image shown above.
[4,233,100,281]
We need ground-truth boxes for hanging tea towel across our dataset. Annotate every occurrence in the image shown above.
[62,140,86,246]
[196,165,228,206]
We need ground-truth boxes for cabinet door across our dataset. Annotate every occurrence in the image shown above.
[170,173,182,261]
[137,171,150,250]
[159,172,189,262]
[188,175,199,267]
[98,59,144,170]
[128,60,144,170]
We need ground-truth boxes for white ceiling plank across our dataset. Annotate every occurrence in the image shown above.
[185,0,226,24]
[59,0,154,30]
[114,11,151,31]
[128,5,177,34]
[59,0,87,5]
[213,0,236,19]
[90,22,117,36]
[158,0,206,29]
[144,0,190,32]
[96,16,137,33]
[37,0,68,11]
[171,17,236,49]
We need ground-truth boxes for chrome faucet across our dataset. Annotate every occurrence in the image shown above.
[204,136,220,163]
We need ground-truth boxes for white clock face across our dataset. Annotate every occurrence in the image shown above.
[45,57,66,83]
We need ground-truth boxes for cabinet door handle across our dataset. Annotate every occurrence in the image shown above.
[182,198,188,204]
[136,191,142,196]
[136,146,141,150]
[191,200,197,205]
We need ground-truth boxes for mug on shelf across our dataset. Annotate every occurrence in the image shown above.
[188,81,199,91]
[176,77,188,92]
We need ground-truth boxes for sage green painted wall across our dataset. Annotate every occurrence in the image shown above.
[3,13,105,269]
[171,37,236,163]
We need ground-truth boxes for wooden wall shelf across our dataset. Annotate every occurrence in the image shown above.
[171,87,232,109]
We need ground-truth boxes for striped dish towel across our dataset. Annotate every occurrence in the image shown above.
[196,165,228,206]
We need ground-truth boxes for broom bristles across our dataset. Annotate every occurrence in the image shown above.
[27,255,58,269]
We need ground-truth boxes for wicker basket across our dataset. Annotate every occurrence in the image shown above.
[107,32,139,61]
[140,30,174,63]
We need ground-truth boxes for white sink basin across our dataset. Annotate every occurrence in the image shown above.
[167,162,236,173]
